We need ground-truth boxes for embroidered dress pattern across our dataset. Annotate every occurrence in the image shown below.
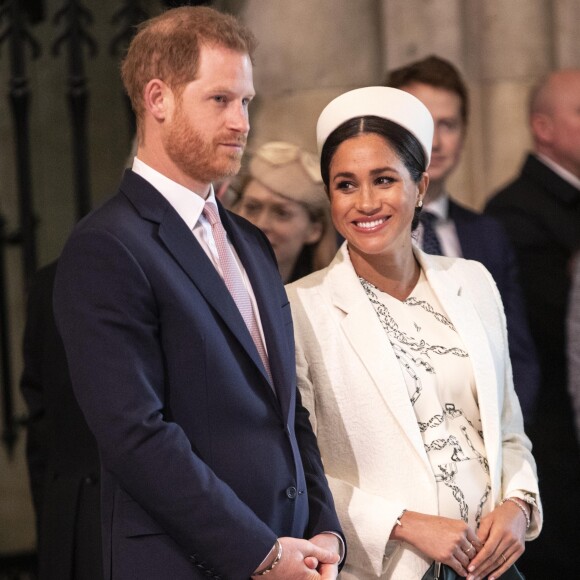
[360,273,492,528]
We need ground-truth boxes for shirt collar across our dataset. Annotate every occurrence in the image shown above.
[424,193,449,221]
[132,157,216,230]
[536,153,580,191]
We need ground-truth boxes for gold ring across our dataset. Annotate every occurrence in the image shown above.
[465,544,474,554]
[500,553,507,565]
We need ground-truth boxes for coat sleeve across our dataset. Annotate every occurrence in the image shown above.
[293,386,346,550]
[54,228,276,579]
[472,262,543,539]
[291,293,401,578]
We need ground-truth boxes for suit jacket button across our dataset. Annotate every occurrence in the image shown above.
[286,486,297,499]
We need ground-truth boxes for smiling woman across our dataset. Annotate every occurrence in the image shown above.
[323,119,427,299]
[286,87,542,580]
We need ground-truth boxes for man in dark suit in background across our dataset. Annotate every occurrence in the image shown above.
[486,69,580,578]
[21,261,102,580]
[387,56,540,424]
[53,7,343,580]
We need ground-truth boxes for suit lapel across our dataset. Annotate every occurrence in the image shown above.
[448,201,480,261]
[524,153,580,206]
[121,172,277,406]
[220,208,292,417]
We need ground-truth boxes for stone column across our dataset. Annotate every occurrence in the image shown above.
[380,0,465,70]
[238,0,382,155]
[553,0,580,68]
[379,0,482,207]
[378,0,578,210]
[467,0,553,204]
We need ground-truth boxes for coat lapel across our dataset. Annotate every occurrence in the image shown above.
[220,207,292,418]
[416,250,501,482]
[327,246,432,472]
[326,244,503,482]
[121,172,277,406]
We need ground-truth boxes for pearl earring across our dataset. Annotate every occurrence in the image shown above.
[416,199,423,208]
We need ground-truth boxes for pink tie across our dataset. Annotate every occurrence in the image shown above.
[203,202,272,383]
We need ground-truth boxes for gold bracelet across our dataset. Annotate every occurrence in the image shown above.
[500,497,531,529]
[254,540,283,576]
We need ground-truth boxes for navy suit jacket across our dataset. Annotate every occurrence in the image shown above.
[448,199,540,421]
[53,170,341,580]
[485,154,580,579]
[486,154,580,398]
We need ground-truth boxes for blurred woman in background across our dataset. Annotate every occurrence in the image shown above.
[235,141,336,282]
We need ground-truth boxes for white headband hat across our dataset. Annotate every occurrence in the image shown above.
[316,86,434,166]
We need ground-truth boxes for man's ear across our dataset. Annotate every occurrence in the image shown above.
[531,112,554,145]
[143,79,173,121]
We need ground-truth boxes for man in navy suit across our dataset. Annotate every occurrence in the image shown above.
[53,7,343,580]
[387,56,540,424]
[486,69,580,579]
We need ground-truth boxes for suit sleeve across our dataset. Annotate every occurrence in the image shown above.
[53,228,276,579]
[236,211,344,548]
[567,259,580,451]
[491,224,540,424]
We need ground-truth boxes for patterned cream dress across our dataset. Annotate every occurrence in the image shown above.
[361,269,492,529]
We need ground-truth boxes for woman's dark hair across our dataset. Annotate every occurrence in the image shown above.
[320,116,427,229]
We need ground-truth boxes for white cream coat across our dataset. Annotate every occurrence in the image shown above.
[286,244,542,580]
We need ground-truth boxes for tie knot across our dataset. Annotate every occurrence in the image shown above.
[418,209,443,255]
[203,201,220,226]
[419,210,438,225]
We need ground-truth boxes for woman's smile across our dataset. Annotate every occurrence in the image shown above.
[352,216,391,230]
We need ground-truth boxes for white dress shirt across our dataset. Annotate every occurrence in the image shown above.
[417,194,463,258]
[537,153,580,190]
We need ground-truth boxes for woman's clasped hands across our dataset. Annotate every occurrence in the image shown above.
[465,500,528,580]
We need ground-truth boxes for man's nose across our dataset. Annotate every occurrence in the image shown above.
[228,102,250,134]
[432,126,442,150]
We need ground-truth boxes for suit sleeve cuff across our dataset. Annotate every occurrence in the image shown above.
[320,531,345,565]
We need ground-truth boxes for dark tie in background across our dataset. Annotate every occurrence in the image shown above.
[419,211,443,255]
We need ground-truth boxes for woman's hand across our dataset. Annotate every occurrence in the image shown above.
[465,501,528,580]
[391,512,483,577]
